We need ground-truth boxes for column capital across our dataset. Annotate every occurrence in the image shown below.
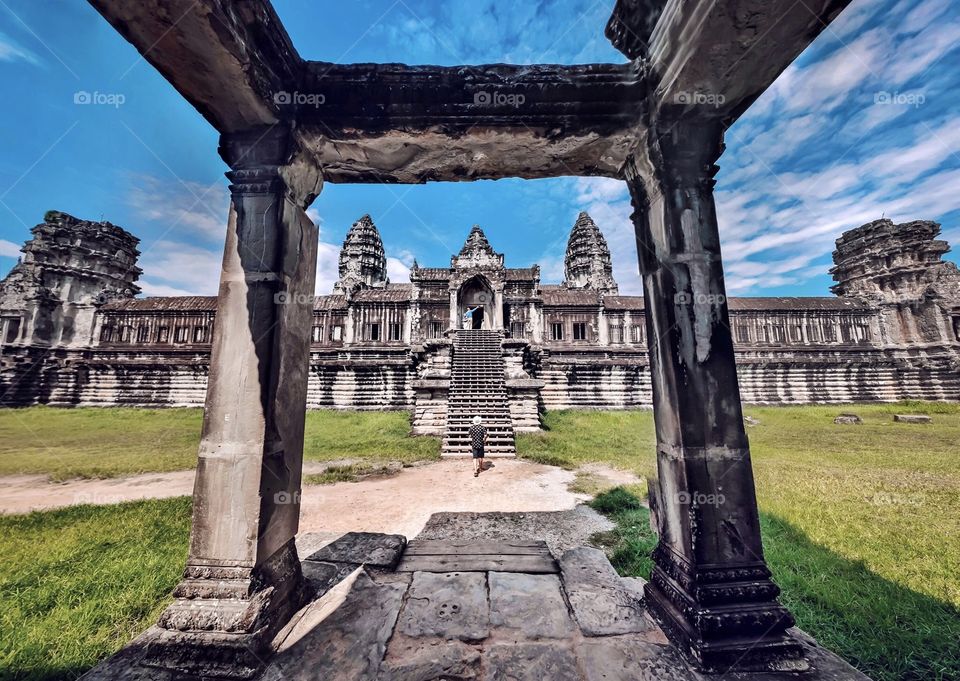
[624,115,725,203]
[219,125,322,209]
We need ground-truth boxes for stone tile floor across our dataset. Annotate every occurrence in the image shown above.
[83,529,872,681]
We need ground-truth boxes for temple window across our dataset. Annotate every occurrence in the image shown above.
[510,321,525,338]
[2,318,20,344]
[311,325,322,343]
[735,324,750,343]
[607,324,623,343]
[822,323,836,342]
[430,322,443,339]
[137,326,149,343]
[551,322,564,341]
[771,324,786,343]
[100,325,114,342]
[840,323,853,342]
[805,324,820,342]
[856,323,871,342]
[157,326,169,343]
[574,322,588,341]
[194,326,207,343]
[363,323,381,342]
[389,322,402,341]
[331,325,343,341]
[789,325,803,342]
[631,324,644,344]
[174,326,189,343]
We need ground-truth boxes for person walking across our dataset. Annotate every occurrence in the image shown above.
[469,414,488,476]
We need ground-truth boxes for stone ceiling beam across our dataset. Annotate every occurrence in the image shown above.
[608,0,853,122]
[86,0,300,132]
[295,62,647,183]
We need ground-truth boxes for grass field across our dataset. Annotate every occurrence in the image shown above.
[0,498,191,681]
[0,403,958,680]
[0,407,438,480]
[521,402,960,681]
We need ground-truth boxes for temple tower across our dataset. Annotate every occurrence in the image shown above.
[831,218,960,346]
[450,225,506,330]
[563,211,618,294]
[0,210,141,348]
[334,214,388,294]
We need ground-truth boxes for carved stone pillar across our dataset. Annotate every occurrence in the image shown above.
[625,117,803,673]
[147,126,321,679]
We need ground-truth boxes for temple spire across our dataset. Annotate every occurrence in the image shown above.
[334,214,388,294]
[452,224,503,269]
[562,211,618,294]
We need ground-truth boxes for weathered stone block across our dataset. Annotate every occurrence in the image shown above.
[259,571,406,681]
[397,571,489,641]
[894,414,931,423]
[379,640,481,681]
[303,531,406,569]
[482,642,580,681]
[558,547,652,636]
[834,413,862,424]
[578,635,692,681]
[488,572,575,639]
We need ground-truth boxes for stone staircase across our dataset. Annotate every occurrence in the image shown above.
[442,330,516,457]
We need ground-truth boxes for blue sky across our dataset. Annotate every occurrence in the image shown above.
[0,0,958,297]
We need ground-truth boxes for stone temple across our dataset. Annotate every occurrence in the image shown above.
[2,209,959,456]
[11,0,960,675]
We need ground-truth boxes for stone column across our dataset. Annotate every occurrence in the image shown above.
[625,117,803,673]
[148,126,321,679]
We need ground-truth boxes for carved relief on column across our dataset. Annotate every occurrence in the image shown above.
[624,116,803,673]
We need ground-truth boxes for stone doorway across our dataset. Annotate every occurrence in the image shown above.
[81,0,860,674]
[458,276,495,330]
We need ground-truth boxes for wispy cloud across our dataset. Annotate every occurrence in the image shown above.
[0,31,39,65]
[127,174,230,243]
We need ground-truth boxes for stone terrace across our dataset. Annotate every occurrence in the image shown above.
[84,530,871,680]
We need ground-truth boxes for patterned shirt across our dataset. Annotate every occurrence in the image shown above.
[469,424,487,452]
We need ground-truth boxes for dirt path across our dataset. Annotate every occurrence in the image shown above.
[0,460,638,540]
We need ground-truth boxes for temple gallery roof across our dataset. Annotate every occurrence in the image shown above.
[103,291,868,313]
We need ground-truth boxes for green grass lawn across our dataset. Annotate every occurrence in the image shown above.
[0,497,191,681]
[0,407,439,480]
[0,403,958,680]
[522,402,960,681]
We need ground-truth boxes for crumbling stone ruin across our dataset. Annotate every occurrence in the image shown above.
[2,212,958,420]
[0,210,140,349]
[18,0,948,675]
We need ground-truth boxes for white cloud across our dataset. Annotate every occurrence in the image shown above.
[386,257,410,283]
[138,240,222,295]
[139,280,197,297]
[127,175,230,243]
[314,240,340,295]
[0,239,21,258]
[0,32,39,64]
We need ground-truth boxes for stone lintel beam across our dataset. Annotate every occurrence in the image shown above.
[86,0,300,132]
[609,0,853,122]
[625,115,801,672]
[294,62,648,182]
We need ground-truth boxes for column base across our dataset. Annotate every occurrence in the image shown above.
[645,545,807,674]
[143,539,306,679]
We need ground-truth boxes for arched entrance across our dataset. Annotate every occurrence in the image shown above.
[457,275,496,330]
